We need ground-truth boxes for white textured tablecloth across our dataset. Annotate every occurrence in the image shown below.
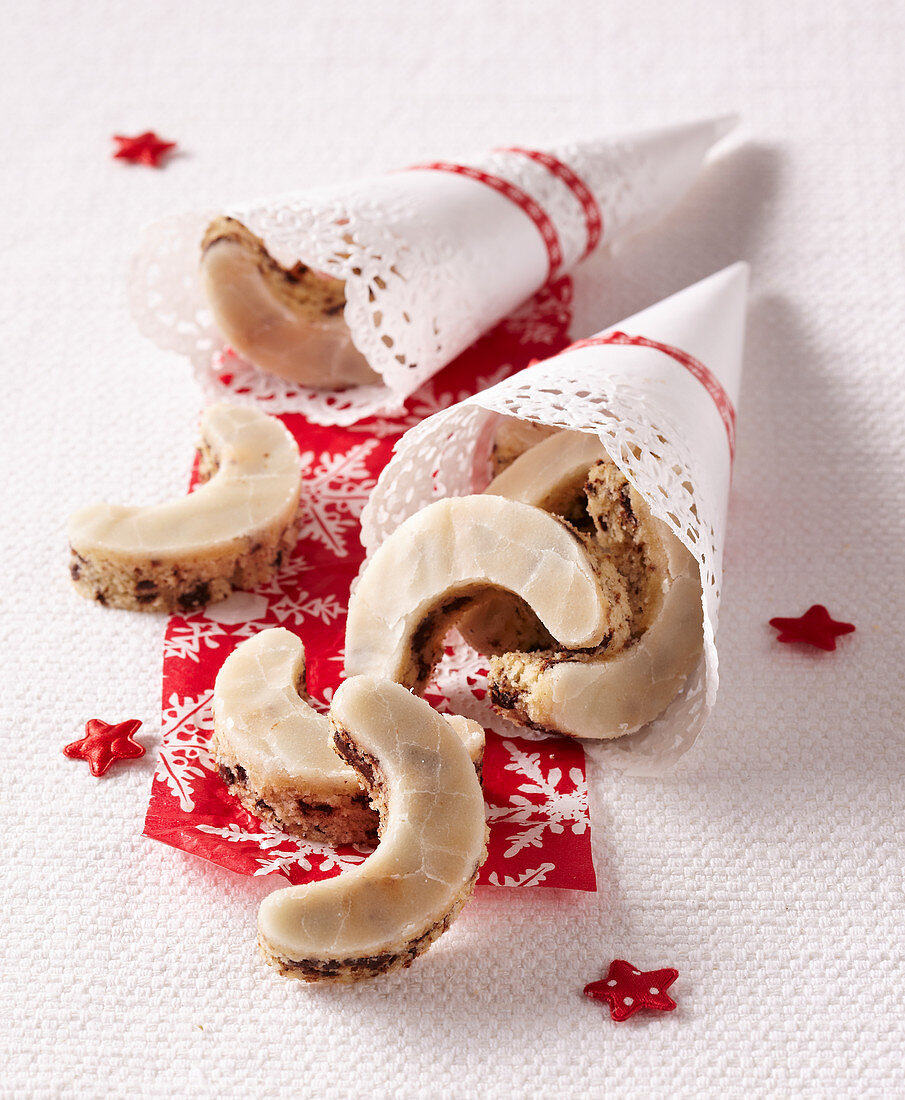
[3,2,904,1096]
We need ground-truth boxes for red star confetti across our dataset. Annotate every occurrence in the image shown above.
[112,131,176,167]
[769,604,855,651]
[584,959,679,1021]
[63,718,146,776]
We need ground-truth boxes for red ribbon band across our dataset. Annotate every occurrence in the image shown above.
[407,161,564,279]
[570,331,737,461]
[496,147,603,259]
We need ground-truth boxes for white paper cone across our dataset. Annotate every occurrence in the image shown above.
[129,118,738,425]
[361,263,749,772]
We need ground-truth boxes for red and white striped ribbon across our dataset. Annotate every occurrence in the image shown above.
[496,147,604,259]
[408,161,565,279]
[570,331,737,461]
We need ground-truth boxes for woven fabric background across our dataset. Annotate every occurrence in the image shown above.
[2,2,903,1096]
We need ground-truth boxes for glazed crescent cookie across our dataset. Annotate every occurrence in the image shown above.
[200,217,380,389]
[212,628,484,846]
[257,675,488,981]
[344,494,632,692]
[469,429,704,739]
[488,416,558,477]
[68,404,301,613]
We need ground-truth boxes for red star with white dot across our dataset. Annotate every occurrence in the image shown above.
[112,131,177,167]
[584,959,679,1021]
[63,718,146,776]
[769,604,855,651]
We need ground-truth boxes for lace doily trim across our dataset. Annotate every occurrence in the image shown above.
[573,331,737,459]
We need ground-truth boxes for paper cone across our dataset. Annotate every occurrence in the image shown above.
[361,264,750,772]
[606,261,747,402]
[129,118,738,425]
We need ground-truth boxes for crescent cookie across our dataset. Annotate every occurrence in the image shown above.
[488,415,558,477]
[68,404,302,613]
[212,628,484,847]
[472,429,704,739]
[344,494,632,693]
[200,217,380,390]
[257,676,488,981]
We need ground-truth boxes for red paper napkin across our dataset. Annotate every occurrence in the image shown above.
[143,276,597,891]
